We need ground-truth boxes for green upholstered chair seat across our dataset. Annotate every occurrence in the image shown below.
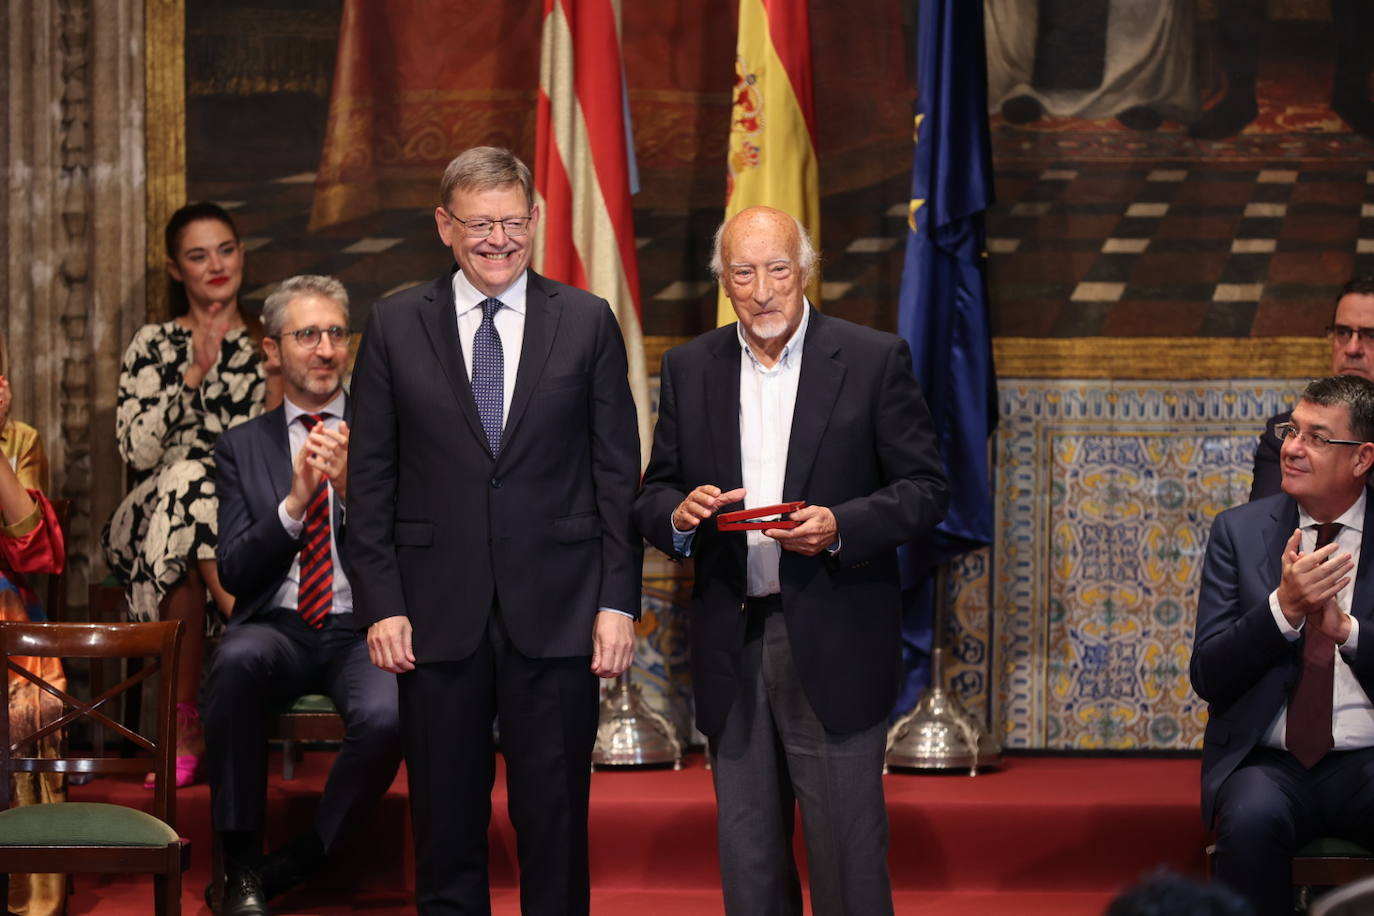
[0,801,178,846]
[1298,838,1374,858]
[287,693,338,714]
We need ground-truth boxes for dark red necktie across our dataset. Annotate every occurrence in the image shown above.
[1286,521,1342,768]
[296,413,332,629]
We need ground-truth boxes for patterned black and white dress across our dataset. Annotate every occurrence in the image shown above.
[101,321,265,622]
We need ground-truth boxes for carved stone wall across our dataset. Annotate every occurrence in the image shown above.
[3,0,146,609]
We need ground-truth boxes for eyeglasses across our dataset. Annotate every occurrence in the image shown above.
[1274,423,1366,449]
[276,325,350,349]
[1327,325,1374,345]
[444,211,532,238]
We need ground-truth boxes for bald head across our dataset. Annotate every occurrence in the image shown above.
[711,206,817,284]
[714,206,815,366]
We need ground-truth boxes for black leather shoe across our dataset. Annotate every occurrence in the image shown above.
[221,865,270,916]
[259,831,326,900]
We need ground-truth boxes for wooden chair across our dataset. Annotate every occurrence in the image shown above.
[1206,838,1374,909]
[1293,838,1374,888]
[0,620,190,915]
[87,579,140,757]
[275,693,346,781]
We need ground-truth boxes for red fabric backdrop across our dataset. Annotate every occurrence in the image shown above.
[310,0,911,229]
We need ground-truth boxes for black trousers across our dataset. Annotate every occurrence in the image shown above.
[203,610,402,853]
[1214,745,1374,916]
[401,609,599,916]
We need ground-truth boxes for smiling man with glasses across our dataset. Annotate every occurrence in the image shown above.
[345,146,641,915]
[1252,276,1374,500]
[1195,374,1374,915]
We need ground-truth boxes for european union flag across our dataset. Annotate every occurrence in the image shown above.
[894,0,998,716]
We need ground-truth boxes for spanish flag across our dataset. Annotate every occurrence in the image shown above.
[718,0,821,325]
[533,0,652,465]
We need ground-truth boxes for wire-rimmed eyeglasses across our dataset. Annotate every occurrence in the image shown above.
[1274,422,1366,449]
[275,325,350,349]
[444,211,532,238]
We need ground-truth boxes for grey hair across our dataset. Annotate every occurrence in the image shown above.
[709,211,818,283]
[439,147,534,212]
[262,274,350,337]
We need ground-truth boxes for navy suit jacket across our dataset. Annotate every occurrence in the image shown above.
[631,310,949,737]
[215,401,349,625]
[1248,410,1288,502]
[344,268,642,662]
[1191,490,1374,824]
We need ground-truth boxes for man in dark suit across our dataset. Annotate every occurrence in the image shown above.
[631,206,949,915]
[345,147,641,914]
[208,274,401,916]
[1251,276,1374,500]
[1194,374,1374,915]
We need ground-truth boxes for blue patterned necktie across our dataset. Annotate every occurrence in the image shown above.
[473,297,505,456]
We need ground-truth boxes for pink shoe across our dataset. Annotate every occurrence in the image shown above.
[174,754,201,787]
[172,702,205,787]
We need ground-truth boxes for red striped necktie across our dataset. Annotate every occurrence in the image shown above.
[1286,521,1342,768]
[297,413,332,629]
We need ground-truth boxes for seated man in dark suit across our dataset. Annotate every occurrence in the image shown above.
[1194,375,1374,915]
[1251,276,1374,500]
[207,274,401,916]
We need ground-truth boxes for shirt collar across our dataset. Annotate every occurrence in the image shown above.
[1298,488,1368,536]
[283,390,346,428]
[452,268,528,317]
[738,301,810,371]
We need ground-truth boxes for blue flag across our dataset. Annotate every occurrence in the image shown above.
[893,0,998,716]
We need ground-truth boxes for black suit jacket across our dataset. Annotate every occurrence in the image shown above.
[1191,490,1374,824]
[632,310,949,737]
[216,401,349,625]
[344,268,642,662]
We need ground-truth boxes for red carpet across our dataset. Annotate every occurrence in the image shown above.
[62,751,1205,914]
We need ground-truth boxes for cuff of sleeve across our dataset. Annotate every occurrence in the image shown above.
[0,502,42,538]
[1269,589,1303,641]
[278,499,305,537]
[1342,615,1360,654]
[599,607,635,619]
[671,517,696,558]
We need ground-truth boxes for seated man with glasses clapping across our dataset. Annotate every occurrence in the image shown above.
[1195,374,1374,915]
[1251,276,1374,500]
[207,274,402,916]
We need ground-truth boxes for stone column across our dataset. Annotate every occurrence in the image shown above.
[3,0,148,608]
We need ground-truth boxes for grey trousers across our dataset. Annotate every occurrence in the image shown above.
[708,608,894,916]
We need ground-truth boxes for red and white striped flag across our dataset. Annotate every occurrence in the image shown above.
[534,0,651,466]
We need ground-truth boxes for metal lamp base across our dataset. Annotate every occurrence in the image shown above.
[885,649,1002,776]
[591,671,683,770]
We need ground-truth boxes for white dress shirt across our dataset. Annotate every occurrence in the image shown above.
[738,308,809,597]
[1262,490,1374,750]
[272,391,352,615]
[452,268,526,430]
